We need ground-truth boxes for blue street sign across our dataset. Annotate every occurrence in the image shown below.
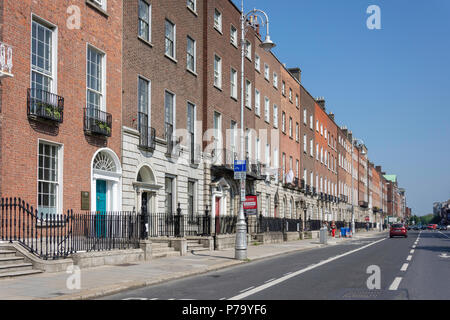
[234,160,246,172]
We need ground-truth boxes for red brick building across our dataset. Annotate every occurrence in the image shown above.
[0,0,123,214]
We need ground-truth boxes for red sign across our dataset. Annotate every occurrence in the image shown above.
[243,196,258,215]
[365,216,370,222]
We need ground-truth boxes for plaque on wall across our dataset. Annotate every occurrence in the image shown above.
[81,191,90,210]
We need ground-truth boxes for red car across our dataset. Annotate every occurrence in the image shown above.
[427,224,437,230]
[390,224,408,238]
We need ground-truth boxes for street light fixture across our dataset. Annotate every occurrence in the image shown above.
[350,138,365,235]
[236,1,276,261]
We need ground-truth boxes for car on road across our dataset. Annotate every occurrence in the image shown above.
[421,225,427,230]
[413,225,420,230]
[427,224,437,230]
[438,225,448,231]
[390,223,408,238]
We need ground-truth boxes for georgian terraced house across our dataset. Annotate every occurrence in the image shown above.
[1,0,409,241]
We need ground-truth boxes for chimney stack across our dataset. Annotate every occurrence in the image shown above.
[316,97,326,110]
[329,112,335,121]
[288,68,301,83]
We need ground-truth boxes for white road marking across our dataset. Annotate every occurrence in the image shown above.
[219,298,226,300]
[438,231,449,239]
[264,278,276,283]
[150,298,158,300]
[410,250,415,254]
[406,255,412,261]
[239,286,255,293]
[412,245,416,249]
[401,263,409,271]
[228,237,386,300]
[284,272,293,276]
[389,277,403,291]
[122,298,148,300]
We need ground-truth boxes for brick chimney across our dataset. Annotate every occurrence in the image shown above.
[288,68,301,83]
[329,112,335,121]
[316,97,325,111]
[376,166,382,172]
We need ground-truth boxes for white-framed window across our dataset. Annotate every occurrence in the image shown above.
[214,54,222,88]
[310,139,313,156]
[264,63,270,80]
[214,9,222,32]
[230,120,237,154]
[282,112,286,133]
[321,147,323,163]
[303,109,307,124]
[289,117,292,137]
[186,36,196,73]
[187,101,196,156]
[264,97,270,123]
[296,95,299,108]
[316,144,319,160]
[38,141,62,218]
[165,19,176,59]
[325,151,328,167]
[316,120,319,131]
[310,115,313,129]
[297,161,300,178]
[187,0,196,12]
[165,176,176,213]
[164,90,176,141]
[320,124,323,136]
[324,128,327,140]
[230,68,237,99]
[138,0,151,42]
[282,81,286,95]
[92,0,107,10]
[245,40,252,60]
[265,143,270,167]
[303,135,307,152]
[303,169,307,183]
[31,18,57,95]
[87,45,106,111]
[296,123,299,142]
[289,88,293,101]
[273,72,278,88]
[255,89,261,116]
[256,137,260,163]
[187,179,196,219]
[138,76,151,130]
[273,105,278,128]
[310,171,314,187]
[230,25,237,47]
[245,79,252,108]
[255,54,260,72]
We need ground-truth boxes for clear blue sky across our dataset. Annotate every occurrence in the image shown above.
[234,0,450,215]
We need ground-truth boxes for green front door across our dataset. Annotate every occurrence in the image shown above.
[96,180,107,237]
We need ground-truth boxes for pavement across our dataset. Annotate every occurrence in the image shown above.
[0,230,385,300]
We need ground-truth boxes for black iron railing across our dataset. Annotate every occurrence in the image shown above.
[215,216,237,235]
[305,219,322,231]
[0,197,141,260]
[138,112,156,151]
[258,216,303,233]
[27,88,64,123]
[84,107,112,137]
[147,213,210,237]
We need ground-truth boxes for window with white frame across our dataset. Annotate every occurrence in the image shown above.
[296,95,299,108]
[296,123,299,142]
[214,54,222,88]
[273,105,278,128]
[214,9,222,32]
[165,19,176,59]
[281,112,286,133]
[316,144,319,160]
[186,36,196,72]
[91,0,107,10]
[187,0,196,12]
[310,115,313,129]
[296,161,300,178]
[230,120,237,154]
[289,88,292,101]
[245,40,252,60]
[255,54,260,72]
[138,0,151,42]
[303,169,307,183]
[320,124,323,136]
[282,81,285,95]
[320,147,323,163]
[230,25,237,47]
[310,139,313,156]
[265,143,270,167]
[164,91,175,141]
[138,76,150,131]
[255,89,260,116]
[303,135,307,152]
[256,138,260,163]
[303,109,307,124]
[31,19,56,97]
[87,45,105,111]
[316,120,319,131]
[230,68,237,99]
[310,172,314,187]
[264,97,270,123]
[289,117,292,137]
[273,72,278,88]
[38,141,61,218]
[165,176,175,213]
[245,79,252,108]
[264,64,269,80]
[187,180,196,219]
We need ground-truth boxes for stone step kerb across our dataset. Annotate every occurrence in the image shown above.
[0,256,25,266]
[0,263,34,274]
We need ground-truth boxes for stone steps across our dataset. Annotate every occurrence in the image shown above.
[187,240,209,252]
[0,269,43,280]
[0,248,43,279]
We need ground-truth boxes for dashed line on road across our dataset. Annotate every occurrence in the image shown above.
[400,263,409,271]
[239,286,255,293]
[438,231,449,239]
[410,250,415,254]
[264,278,276,284]
[406,255,412,261]
[389,277,403,291]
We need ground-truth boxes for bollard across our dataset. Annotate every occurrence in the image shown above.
[319,226,328,244]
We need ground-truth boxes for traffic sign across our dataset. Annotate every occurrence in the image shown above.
[234,160,247,172]
[234,171,247,180]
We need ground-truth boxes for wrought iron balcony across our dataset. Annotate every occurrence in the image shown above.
[305,185,311,195]
[138,112,156,151]
[27,88,64,123]
[84,107,112,137]
[359,201,369,208]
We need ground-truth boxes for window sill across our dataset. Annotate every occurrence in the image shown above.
[214,26,223,35]
[187,68,198,77]
[165,54,178,64]
[231,42,238,49]
[138,36,153,48]
[187,6,198,17]
[214,85,223,92]
[245,105,252,110]
[86,0,109,18]
[231,96,238,102]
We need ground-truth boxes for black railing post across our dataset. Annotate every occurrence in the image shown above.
[141,206,148,240]
[176,203,182,237]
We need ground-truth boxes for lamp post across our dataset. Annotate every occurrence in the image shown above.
[350,138,365,235]
[236,0,276,260]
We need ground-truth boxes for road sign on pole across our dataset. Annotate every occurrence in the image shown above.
[234,160,247,173]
